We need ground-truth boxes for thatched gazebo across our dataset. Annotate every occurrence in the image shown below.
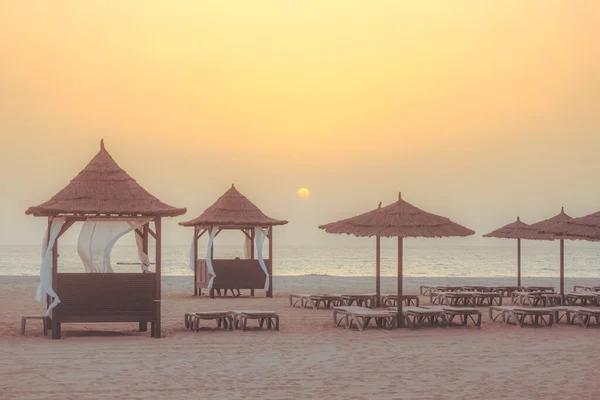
[528,207,573,295]
[482,217,540,286]
[26,140,186,339]
[180,184,288,298]
[319,192,474,326]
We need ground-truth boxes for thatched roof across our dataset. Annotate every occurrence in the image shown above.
[540,210,600,241]
[526,207,573,240]
[318,192,474,238]
[179,184,288,228]
[482,217,539,240]
[26,140,186,217]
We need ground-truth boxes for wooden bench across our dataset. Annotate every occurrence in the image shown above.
[184,311,233,331]
[231,310,279,331]
[21,316,48,336]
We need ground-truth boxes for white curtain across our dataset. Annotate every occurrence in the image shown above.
[188,232,196,272]
[206,228,218,289]
[77,218,153,274]
[244,230,252,259]
[255,227,269,291]
[35,217,66,316]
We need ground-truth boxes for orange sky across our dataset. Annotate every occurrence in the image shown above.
[1,1,599,246]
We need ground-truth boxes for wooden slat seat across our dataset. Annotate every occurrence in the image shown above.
[332,306,396,330]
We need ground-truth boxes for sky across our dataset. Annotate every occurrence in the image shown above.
[1,1,599,247]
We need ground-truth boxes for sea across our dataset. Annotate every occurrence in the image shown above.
[1,240,599,278]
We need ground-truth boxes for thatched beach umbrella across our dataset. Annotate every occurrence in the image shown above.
[542,211,600,241]
[319,192,474,327]
[528,207,572,295]
[483,217,540,286]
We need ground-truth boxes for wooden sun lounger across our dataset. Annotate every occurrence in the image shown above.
[442,292,476,307]
[341,294,377,308]
[473,292,503,306]
[548,306,585,324]
[308,294,345,309]
[573,285,600,292]
[402,307,449,330]
[381,294,420,307]
[571,308,600,328]
[425,306,482,327]
[492,286,525,297]
[489,306,521,324]
[231,310,279,331]
[289,294,311,308]
[511,291,546,307]
[525,286,554,293]
[512,308,555,327]
[184,311,233,331]
[565,292,600,307]
[332,306,397,330]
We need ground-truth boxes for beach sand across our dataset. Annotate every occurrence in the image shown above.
[1,276,599,399]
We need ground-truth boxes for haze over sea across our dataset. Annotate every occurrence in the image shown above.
[2,240,599,278]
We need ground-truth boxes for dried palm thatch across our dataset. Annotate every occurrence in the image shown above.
[26,140,186,217]
[318,193,474,238]
[180,184,288,227]
[541,211,600,241]
[482,217,540,240]
[527,207,573,240]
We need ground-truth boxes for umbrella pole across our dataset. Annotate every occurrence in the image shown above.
[376,236,381,307]
[397,237,404,328]
[517,238,521,287]
[560,239,564,295]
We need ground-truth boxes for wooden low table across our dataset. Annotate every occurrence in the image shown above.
[512,308,555,327]
[341,294,377,308]
[231,310,279,331]
[308,294,344,309]
[185,311,233,331]
[441,307,482,327]
[381,294,420,307]
[21,316,48,336]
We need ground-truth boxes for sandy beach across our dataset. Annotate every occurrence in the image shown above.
[2,275,599,400]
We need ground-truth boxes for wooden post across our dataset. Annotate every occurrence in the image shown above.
[397,237,403,328]
[559,239,565,296]
[46,218,52,314]
[152,218,162,338]
[268,226,273,298]
[376,236,381,307]
[139,223,149,332]
[517,238,522,287]
[193,226,199,296]
[51,218,60,339]
[209,227,215,299]
[250,229,255,259]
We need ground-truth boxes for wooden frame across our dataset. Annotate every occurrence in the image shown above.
[190,225,275,298]
[48,215,163,339]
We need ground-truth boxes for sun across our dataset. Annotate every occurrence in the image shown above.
[297,187,310,199]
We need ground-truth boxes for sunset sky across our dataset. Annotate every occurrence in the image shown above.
[1,1,599,247]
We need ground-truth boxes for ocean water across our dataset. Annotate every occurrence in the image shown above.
[1,241,599,278]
